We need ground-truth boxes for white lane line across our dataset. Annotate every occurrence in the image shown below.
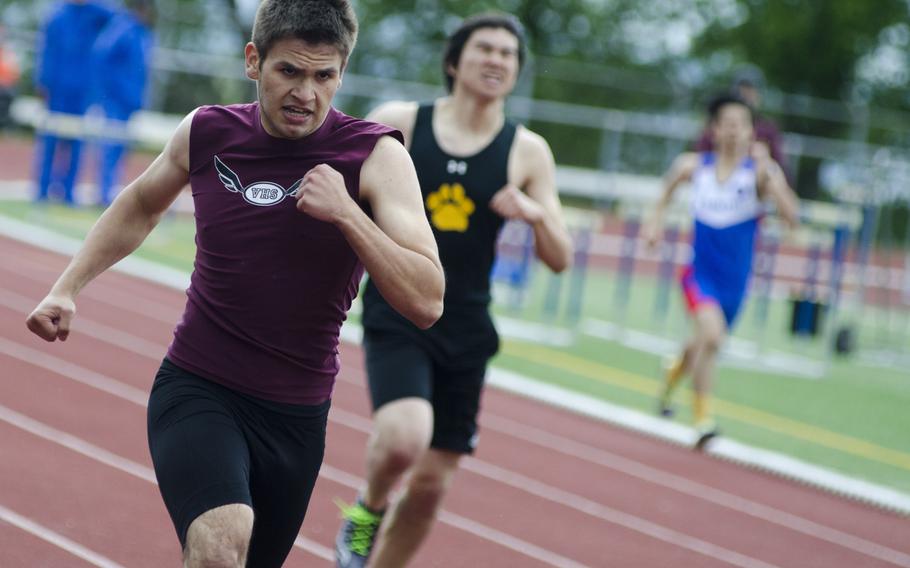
[0,403,343,565]
[317,464,591,568]
[0,215,191,291]
[0,257,180,324]
[3,292,904,567]
[334,370,910,565]
[0,289,169,358]
[0,314,784,567]
[4,214,910,515]
[0,503,126,568]
[336,328,910,518]
[0,403,155,483]
[0,351,587,568]
[482,413,910,568]
[0,336,150,406]
[485,366,910,516]
[329,374,910,566]
[327,407,780,568]
[293,536,333,561]
[436,511,589,568]
[3,288,908,566]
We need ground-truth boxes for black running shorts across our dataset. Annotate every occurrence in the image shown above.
[363,328,489,454]
[147,358,329,567]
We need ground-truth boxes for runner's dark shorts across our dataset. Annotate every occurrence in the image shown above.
[147,358,329,566]
[363,310,498,454]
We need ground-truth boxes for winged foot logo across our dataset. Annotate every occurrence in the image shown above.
[214,155,302,206]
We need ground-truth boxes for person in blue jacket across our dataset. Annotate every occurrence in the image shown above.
[89,0,154,206]
[34,0,113,205]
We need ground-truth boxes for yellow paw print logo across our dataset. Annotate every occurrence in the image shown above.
[426,183,475,232]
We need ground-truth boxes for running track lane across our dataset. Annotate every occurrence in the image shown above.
[1,236,909,567]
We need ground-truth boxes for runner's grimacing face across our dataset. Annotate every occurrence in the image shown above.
[712,104,754,154]
[452,27,520,99]
[245,38,344,139]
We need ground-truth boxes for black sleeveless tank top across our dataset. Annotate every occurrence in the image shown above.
[362,103,517,359]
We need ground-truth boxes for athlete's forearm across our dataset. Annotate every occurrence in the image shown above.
[762,160,800,229]
[647,199,669,224]
[531,211,573,273]
[654,153,696,220]
[772,180,800,228]
[335,206,444,329]
[49,191,162,299]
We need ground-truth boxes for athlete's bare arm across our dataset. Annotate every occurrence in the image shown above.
[493,127,573,273]
[757,158,800,230]
[296,135,443,329]
[26,110,196,341]
[365,101,419,150]
[642,152,700,248]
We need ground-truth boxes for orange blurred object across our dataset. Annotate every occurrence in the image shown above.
[0,45,20,88]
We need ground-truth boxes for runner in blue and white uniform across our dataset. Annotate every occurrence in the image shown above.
[643,93,799,449]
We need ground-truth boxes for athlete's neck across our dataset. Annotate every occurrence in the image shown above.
[430,95,505,157]
[715,143,749,165]
[438,92,505,136]
[713,145,749,184]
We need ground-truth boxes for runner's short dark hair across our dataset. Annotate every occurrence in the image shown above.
[707,92,754,124]
[252,0,358,64]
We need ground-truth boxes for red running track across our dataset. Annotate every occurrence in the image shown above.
[1,235,909,567]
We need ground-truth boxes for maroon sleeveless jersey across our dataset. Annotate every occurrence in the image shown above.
[166,103,402,404]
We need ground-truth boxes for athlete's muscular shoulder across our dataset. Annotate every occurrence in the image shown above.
[167,107,199,172]
[130,108,197,214]
[366,101,419,149]
[509,125,556,186]
[754,154,782,182]
[669,152,701,181]
[514,125,549,156]
[676,152,701,170]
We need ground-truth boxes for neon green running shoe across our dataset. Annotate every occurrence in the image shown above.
[334,498,384,568]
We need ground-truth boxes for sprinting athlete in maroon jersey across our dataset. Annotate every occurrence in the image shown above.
[25,2,444,566]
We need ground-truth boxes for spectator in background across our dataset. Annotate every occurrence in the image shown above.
[0,26,21,130]
[89,0,154,206]
[34,0,113,205]
[695,65,788,180]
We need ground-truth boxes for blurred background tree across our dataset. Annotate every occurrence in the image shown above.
[1,0,908,210]
[4,0,906,123]
[347,0,909,201]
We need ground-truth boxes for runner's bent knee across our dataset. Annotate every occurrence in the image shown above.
[372,398,433,465]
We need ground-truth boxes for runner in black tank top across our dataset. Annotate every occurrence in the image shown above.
[336,14,574,568]
[362,103,516,361]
